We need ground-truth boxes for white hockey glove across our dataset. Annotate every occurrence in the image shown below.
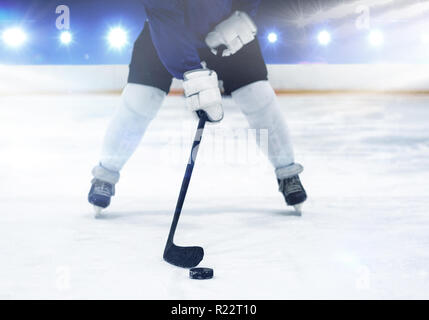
[183,69,223,122]
[205,11,258,57]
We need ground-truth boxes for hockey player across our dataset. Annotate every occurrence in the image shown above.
[89,0,307,213]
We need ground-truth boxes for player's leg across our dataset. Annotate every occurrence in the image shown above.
[199,40,307,210]
[92,83,165,180]
[89,24,173,211]
[232,80,307,210]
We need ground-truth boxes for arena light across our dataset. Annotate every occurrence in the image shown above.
[60,31,72,45]
[2,27,27,48]
[267,32,278,43]
[317,30,331,46]
[107,27,128,49]
[369,30,384,47]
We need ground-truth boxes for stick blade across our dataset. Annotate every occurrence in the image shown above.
[163,244,204,268]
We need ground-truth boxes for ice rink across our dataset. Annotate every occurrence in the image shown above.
[0,93,428,299]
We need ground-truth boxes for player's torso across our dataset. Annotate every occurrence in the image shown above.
[142,0,234,47]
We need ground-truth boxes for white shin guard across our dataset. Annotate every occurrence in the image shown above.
[93,84,166,184]
[232,81,303,179]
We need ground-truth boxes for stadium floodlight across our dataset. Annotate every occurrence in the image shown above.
[2,27,27,48]
[267,32,278,43]
[317,30,331,46]
[369,30,384,47]
[60,31,72,45]
[107,27,128,49]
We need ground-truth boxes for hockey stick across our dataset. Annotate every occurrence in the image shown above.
[163,111,207,268]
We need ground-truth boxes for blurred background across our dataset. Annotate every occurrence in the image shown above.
[1,0,428,65]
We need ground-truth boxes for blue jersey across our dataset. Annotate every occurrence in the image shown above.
[142,0,261,79]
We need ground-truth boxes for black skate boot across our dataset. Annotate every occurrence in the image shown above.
[278,175,307,212]
[88,179,115,215]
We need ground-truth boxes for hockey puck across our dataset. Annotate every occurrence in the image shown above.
[190,267,214,280]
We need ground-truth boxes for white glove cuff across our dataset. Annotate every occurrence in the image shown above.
[205,11,258,57]
[183,70,219,97]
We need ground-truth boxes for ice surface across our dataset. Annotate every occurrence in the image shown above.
[0,93,428,299]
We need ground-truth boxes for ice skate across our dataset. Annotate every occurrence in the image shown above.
[278,175,307,213]
[88,179,115,217]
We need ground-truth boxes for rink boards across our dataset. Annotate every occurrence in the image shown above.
[1,64,429,95]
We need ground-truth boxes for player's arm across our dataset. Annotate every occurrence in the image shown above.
[143,1,223,122]
[143,1,201,79]
[205,3,259,57]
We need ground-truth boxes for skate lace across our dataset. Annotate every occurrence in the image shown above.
[280,176,303,195]
[94,180,114,197]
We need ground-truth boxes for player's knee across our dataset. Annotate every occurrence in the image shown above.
[121,83,166,120]
[232,81,276,115]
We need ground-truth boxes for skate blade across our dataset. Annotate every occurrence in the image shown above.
[293,203,303,214]
[93,206,103,218]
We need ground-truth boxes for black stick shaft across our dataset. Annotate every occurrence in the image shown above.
[166,113,207,245]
